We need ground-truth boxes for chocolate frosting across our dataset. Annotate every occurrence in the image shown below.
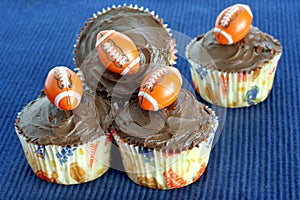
[74,7,174,98]
[114,89,218,150]
[187,26,282,72]
[15,91,112,146]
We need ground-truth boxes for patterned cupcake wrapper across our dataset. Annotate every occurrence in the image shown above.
[187,40,282,108]
[113,120,217,190]
[15,127,112,185]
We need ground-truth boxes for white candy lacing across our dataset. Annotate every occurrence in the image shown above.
[220,6,239,27]
[144,68,169,89]
[102,41,128,66]
[55,67,70,88]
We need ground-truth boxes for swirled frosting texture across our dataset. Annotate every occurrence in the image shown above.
[15,92,112,146]
[114,90,218,150]
[187,26,282,72]
[74,7,174,97]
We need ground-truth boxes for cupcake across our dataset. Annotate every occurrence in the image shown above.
[74,4,176,103]
[112,66,219,189]
[15,67,113,185]
[186,4,282,108]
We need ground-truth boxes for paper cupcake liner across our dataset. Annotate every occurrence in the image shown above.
[112,114,218,190]
[73,4,177,69]
[15,127,112,185]
[187,40,282,108]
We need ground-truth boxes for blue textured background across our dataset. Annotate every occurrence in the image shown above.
[1,0,299,199]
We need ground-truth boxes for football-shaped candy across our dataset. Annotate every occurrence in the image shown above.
[214,4,252,45]
[44,66,83,111]
[138,67,182,111]
[95,30,140,75]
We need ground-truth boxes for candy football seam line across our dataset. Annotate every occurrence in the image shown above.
[144,68,169,89]
[55,67,70,88]
[95,30,115,48]
[138,91,159,111]
[54,90,81,110]
[121,57,140,75]
[220,6,240,27]
[213,27,233,44]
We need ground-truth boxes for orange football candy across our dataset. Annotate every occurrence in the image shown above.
[214,4,253,45]
[44,66,83,111]
[95,30,140,75]
[138,67,182,111]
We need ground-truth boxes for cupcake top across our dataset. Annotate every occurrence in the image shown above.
[114,89,218,150]
[74,6,175,98]
[187,26,282,72]
[15,91,112,146]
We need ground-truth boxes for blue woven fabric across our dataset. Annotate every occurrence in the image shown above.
[1,0,299,199]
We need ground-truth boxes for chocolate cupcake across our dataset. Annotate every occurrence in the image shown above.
[113,89,218,189]
[15,91,113,185]
[74,5,176,101]
[186,5,282,108]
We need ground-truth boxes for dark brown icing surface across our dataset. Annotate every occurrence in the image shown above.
[74,7,174,97]
[187,26,282,72]
[15,91,112,146]
[114,89,218,150]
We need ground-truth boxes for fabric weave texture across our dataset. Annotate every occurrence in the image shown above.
[0,0,299,199]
